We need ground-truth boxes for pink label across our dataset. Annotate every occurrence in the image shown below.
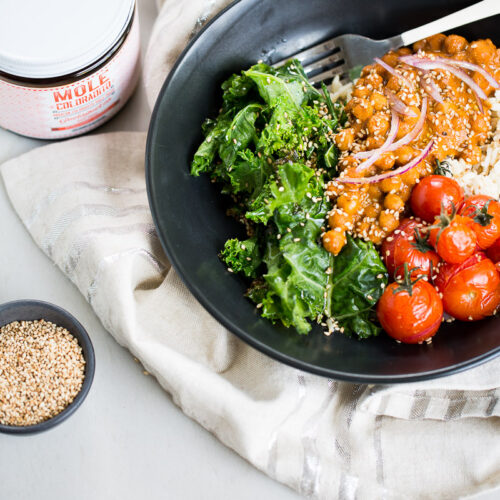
[0,13,140,139]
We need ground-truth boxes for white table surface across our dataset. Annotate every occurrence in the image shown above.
[0,1,496,499]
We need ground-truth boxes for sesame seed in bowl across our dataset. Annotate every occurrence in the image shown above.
[0,300,95,435]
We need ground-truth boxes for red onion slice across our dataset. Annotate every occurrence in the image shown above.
[401,54,499,90]
[385,90,418,117]
[355,97,427,159]
[354,110,399,171]
[418,69,444,103]
[337,140,434,184]
[374,57,413,89]
[399,56,486,112]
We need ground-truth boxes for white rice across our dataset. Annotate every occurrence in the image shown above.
[440,90,500,199]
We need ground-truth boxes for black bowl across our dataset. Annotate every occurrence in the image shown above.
[0,300,95,435]
[146,0,500,383]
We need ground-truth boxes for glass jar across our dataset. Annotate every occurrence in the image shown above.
[0,0,140,139]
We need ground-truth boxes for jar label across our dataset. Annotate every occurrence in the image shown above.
[0,13,140,139]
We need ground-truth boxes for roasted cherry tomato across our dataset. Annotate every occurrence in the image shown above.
[377,266,443,344]
[382,218,440,279]
[429,214,477,264]
[434,252,500,321]
[459,195,500,249]
[487,238,500,263]
[410,175,464,223]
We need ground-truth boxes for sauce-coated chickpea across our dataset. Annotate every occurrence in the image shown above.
[352,98,374,121]
[337,193,361,215]
[444,35,467,55]
[370,91,387,111]
[328,210,354,230]
[426,34,446,51]
[323,230,346,256]
[379,210,399,233]
[367,112,390,136]
[374,152,396,170]
[335,128,355,151]
[379,175,402,193]
[395,145,417,165]
[384,193,405,211]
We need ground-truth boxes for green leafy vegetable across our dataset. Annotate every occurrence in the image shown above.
[190,59,388,337]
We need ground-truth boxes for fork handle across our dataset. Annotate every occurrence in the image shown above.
[400,0,500,47]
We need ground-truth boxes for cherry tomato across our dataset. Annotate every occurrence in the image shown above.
[410,175,464,223]
[382,218,440,279]
[377,276,443,344]
[429,214,477,264]
[434,252,500,321]
[459,195,500,249]
[487,238,500,263]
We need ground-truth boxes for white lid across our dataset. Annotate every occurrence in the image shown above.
[0,0,135,79]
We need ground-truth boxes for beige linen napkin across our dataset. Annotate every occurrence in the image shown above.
[1,1,500,499]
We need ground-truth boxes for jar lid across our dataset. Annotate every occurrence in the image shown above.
[0,0,135,79]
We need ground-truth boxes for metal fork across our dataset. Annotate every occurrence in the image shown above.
[273,0,500,84]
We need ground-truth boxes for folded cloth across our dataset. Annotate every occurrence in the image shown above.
[1,0,499,498]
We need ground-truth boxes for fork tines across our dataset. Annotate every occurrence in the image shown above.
[273,37,348,85]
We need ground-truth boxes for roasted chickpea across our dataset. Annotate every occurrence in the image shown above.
[352,98,374,121]
[335,128,355,151]
[367,112,390,136]
[365,136,385,150]
[413,39,427,52]
[323,229,346,256]
[337,193,360,215]
[473,71,494,96]
[444,34,467,55]
[472,112,490,137]
[374,152,396,170]
[370,91,387,111]
[395,145,417,165]
[401,167,420,185]
[379,210,399,233]
[365,71,383,88]
[386,75,401,92]
[365,204,381,219]
[352,86,371,99]
[398,183,412,202]
[367,184,383,201]
[381,52,398,68]
[468,39,496,65]
[426,34,447,51]
[379,175,402,193]
[384,193,405,211]
[328,210,354,230]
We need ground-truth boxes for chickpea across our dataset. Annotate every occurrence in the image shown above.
[379,175,402,193]
[397,47,412,56]
[379,210,399,233]
[398,183,412,202]
[395,145,417,165]
[365,204,381,219]
[413,40,426,52]
[367,112,390,136]
[335,128,355,151]
[323,229,346,256]
[352,98,374,121]
[365,136,385,150]
[328,210,354,230]
[401,167,420,185]
[337,193,360,215]
[381,52,398,68]
[384,193,405,211]
[367,184,383,201]
[371,91,387,111]
[374,152,396,170]
[468,39,496,65]
[434,101,458,116]
[426,34,447,51]
[386,75,401,92]
[365,72,383,88]
[395,119,415,140]
[352,86,371,99]
[444,35,467,55]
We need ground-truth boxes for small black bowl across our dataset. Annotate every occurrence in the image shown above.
[0,300,95,435]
